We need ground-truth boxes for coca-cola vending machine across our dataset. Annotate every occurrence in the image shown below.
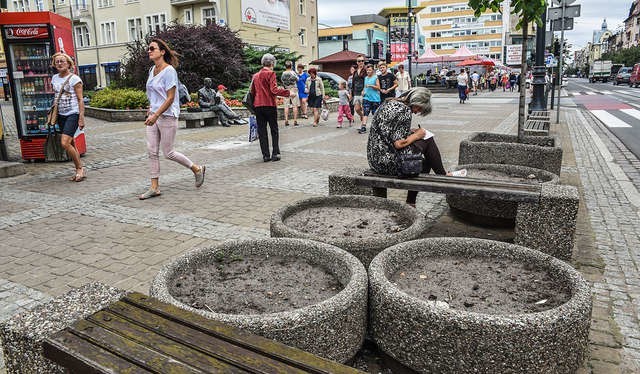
[0,11,86,161]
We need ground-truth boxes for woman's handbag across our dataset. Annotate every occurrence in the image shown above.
[43,125,68,162]
[320,100,329,121]
[395,147,423,178]
[242,78,256,114]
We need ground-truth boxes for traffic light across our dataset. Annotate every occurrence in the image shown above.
[553,40,560,57]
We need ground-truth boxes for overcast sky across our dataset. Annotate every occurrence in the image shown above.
[317,0,628,52]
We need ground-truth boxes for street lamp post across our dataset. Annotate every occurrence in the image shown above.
[407,0,413,78]
[530,7,548,112]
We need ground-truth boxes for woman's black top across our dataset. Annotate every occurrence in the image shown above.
[367,100,412,175]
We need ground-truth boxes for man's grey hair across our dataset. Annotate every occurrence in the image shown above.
[261,53,277,67]
[398,87,432,116]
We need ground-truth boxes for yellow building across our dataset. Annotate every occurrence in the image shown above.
[7,0,318,88]
[417,0,504,60]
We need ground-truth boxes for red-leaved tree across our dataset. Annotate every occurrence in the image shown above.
[119,23,250,93]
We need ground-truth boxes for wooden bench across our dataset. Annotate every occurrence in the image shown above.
[42,292,362,374]
[329,168,579,261]
[525,110,550,136]
[357,171,541,202]
[179,110,219,128]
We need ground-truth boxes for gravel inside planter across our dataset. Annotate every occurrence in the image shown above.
[270,195,427,268]
[150,238,367,363]
[369,237,592,374]
[446,163,559,222]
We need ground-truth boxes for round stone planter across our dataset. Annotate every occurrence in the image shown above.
[150,238,367,363]
[270,195,427,268]
[446,163,559,224]
[369,237,592,374]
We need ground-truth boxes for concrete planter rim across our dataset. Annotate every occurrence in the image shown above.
[150,237,367,326]
[369,237,591,321]
[270,195,426,250]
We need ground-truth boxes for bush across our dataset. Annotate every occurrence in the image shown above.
[90,88,149,109]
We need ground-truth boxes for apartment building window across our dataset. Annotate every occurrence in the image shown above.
[34,0,44,10]
[298,0,305,15]
[299,28,306,46]
[146,13,167,35]
[202,7,217,25]
[184,9,193,25]
[73,0,87,10]
[98,0,114,8]
[100,21,116,44]
[12,0,30,11]
[128,18,143,41]
[74,25,90,47]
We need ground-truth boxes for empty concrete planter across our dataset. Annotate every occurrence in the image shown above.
[458,132,563,175]
[270,195,427,268]
[369,237,592,373]
[150,238,367,363]
[446,163,559,223]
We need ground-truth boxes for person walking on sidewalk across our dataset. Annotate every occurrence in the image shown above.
[140,38,205,200]
[456,70,469,103]
[351,55,367,129]
[251,53,292,162]
[395,64,412,97]
[281,60,299,126]
[50,52,86,182]
[378,62,398,101]
[296,63,309,120]
[305,67,325,127]
[336,80,353,128]
[359,64,381,134]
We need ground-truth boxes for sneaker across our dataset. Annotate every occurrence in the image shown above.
[450,168,467,177]
[195,165,206,187]
[294,121,299,126]
[357,126,367,134]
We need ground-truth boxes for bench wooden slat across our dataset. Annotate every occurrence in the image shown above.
[123,293,360,374]
[100,301,304,374]
[68,319,209,373]
[356,174,540,202]
[43,330,152,374]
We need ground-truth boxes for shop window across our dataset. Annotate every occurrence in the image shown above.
[79,65,97,90]
[103,63,120,87]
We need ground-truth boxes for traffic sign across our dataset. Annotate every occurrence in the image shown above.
[552,0,576,5]
[548,5,580,20]
[552,18,574,31]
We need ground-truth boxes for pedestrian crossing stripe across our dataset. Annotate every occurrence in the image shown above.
[620,108,640,121]
[590,110,632,128]
[585,92,597,95]
[600,90,614,95]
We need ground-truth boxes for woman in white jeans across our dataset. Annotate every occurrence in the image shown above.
[140,38,205,200]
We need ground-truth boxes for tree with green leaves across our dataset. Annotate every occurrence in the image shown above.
[468,0,547,141]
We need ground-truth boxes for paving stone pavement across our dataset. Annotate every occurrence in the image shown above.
[1,89,639,372]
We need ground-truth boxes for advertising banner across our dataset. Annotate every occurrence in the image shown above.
[505,44,522,65]
[391,42,408,62]
[242,0,290,30]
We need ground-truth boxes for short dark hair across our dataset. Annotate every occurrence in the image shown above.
[308,67,318,75]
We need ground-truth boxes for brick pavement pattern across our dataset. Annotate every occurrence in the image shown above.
[1,89,639,373]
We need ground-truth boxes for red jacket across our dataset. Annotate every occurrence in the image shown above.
[251,67,290,107]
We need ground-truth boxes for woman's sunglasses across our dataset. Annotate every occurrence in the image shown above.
[147,46,157,52]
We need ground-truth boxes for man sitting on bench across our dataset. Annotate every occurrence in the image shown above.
[367,87,462,207]
[197,77,232,127]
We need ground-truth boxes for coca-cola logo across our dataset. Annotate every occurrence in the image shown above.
[7,26,48,39]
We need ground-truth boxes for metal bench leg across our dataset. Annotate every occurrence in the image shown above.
[514,184,579,261]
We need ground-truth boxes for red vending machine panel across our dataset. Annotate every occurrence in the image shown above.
[0,12,85,161]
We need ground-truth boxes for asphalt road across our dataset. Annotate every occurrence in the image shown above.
[564,77,640,159]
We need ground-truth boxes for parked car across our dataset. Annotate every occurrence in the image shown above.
[614,67,632,85]
[629,63,640,87]
[317,71,346,90]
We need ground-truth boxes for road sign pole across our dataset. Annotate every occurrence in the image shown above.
[555,1,566,124]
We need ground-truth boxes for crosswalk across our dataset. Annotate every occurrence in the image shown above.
[567,89,640,129]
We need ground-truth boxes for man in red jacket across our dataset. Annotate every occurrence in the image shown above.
[251,53,294,162]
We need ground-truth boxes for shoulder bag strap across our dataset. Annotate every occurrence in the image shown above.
[54,74,74,106]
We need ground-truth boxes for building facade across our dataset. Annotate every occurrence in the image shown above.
[416,0,505,61]
[623,0,640,48]
[7,0,318,88]
[590,19,612,64]
[318,15,386,60]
